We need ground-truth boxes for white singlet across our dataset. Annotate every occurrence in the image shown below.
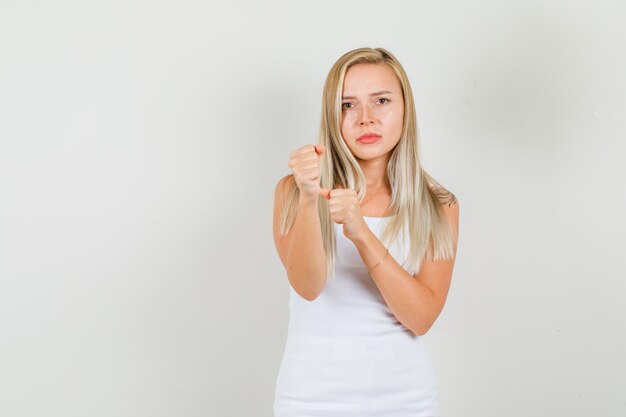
[273,216,441,417]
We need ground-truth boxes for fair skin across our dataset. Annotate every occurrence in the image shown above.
[340,63,404,189]
[274,63,459,336]
[339,63,404,220]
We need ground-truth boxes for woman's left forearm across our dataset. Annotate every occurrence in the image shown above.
[351,228,436,336]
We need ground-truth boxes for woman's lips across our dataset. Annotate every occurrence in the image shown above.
[357,134,382,144]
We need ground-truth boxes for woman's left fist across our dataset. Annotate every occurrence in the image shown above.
[319,187,368,241]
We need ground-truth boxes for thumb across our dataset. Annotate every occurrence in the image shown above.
[319,187,331,200]
[314,144,325,155]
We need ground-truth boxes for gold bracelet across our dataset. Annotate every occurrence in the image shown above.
[367,248,389,275]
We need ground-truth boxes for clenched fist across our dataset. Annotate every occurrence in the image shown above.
[288,143,369,241]
[319,187,368,241]
[288,144,331,201]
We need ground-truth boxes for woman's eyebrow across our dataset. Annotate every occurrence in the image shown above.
[342,90,393,100]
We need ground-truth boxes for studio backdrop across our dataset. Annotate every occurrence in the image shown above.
[1,1,624,416]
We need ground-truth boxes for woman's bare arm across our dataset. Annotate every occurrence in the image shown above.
[273,175,327,300]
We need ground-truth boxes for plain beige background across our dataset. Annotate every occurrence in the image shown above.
[1,0,625,416]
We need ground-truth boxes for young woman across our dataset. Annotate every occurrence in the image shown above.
[272,47,459,417]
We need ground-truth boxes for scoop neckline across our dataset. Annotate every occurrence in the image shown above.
[363,215,395,219]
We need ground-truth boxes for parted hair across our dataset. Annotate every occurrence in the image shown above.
[278,47,457,280]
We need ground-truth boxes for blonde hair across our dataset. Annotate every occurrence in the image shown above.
[279,47,457,280]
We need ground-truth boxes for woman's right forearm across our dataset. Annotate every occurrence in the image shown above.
[285,196,328,301]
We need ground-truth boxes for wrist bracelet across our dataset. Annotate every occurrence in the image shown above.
[367,248,389,275]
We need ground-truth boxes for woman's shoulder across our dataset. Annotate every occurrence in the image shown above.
[427,182,458,208]
[275,174,298,203]
[276,174,296,193]
[279,173,295,185]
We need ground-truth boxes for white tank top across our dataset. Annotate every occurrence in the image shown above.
[274,216,441,417]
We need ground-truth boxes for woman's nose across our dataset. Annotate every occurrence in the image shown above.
[359,105,374,125]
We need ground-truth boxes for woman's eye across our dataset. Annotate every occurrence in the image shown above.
[378,98,389,104]
[342,102,353,109]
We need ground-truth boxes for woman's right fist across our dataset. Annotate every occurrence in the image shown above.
[288,144,330,201]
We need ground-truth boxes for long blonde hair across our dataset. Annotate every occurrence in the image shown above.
[279,47,457,279]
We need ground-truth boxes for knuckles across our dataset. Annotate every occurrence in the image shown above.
[329,188,356,198]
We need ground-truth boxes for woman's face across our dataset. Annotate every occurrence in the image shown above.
[340,63,404,161]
